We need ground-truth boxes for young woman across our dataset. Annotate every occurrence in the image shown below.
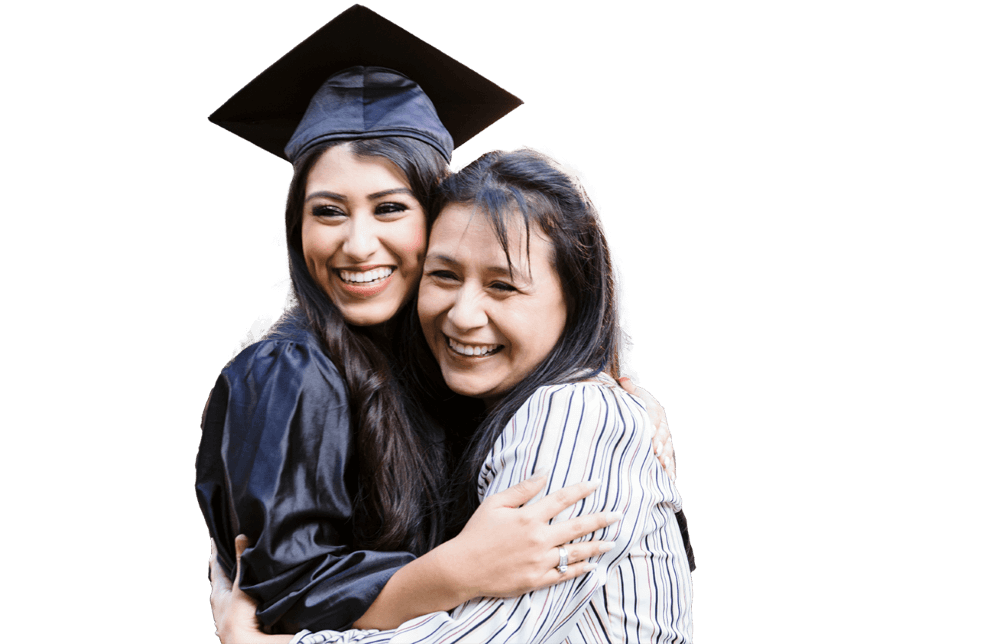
[198,9,679,635]
[211,149,694,643]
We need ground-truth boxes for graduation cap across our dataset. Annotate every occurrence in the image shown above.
[209,4,522,163]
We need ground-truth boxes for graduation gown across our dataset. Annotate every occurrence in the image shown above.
[195,312,415,632]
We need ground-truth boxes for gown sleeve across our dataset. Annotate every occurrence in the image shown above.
[195,333,416,633]
[288,379,693,643]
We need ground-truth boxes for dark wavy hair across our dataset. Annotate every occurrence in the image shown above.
[425,149,623,530]
[284,137,450,554]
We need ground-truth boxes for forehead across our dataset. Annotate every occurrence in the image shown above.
[430,203,549,264]
[431,204,527,249]
[306,145,410,190]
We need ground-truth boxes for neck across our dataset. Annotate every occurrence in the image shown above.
[352,318,394,346]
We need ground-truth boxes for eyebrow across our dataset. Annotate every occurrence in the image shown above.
[304,187,415,202]
[426,254,528,283]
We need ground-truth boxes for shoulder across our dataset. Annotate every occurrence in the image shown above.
[221,312,347,400]
[203,312,350,448]
[485,374,652,483]
[482,374,683,513]
[508,374,649,443]
[202,313,353,474]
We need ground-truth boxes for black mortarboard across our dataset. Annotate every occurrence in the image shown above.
[209,4,522,163]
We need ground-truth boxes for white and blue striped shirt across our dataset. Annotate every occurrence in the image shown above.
[292,374,693,643]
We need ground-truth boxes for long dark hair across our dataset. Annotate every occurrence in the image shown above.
[427,149,623,530]
[285,137,449,554]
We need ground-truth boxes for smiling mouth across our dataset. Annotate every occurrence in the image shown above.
[338,267,395,284]
[446,336,503,357]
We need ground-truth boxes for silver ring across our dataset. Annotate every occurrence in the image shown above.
[557,546,568,574]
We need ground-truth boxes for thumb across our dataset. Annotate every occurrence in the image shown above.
[494,470,548,508]
[233,534,250,592]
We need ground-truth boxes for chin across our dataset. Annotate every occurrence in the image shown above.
[340,302,403,327]
[441,374,489,400]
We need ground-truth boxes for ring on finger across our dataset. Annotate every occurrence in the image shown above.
[556,546,569,574]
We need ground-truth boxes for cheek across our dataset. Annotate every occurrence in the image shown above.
[549,304,568,344]
[416,285,434,327]
[301,238,322,276]
[301,222,327,264]
[513,303,566,362]
[399,219,428,260]
[417,287,446,337]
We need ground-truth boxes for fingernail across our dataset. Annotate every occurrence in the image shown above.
[587,478,602,490]
[583,563,597,571]
[606,511,623,524]
[598,541,615,552]
[529,468,549,481]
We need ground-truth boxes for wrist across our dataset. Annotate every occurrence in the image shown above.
[433,538,478,603]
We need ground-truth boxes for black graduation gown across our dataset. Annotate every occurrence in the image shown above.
[195,314,415,632]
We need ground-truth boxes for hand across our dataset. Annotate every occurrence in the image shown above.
[210,536,275,644]
[446,472,622,600]
[618,376,676,480]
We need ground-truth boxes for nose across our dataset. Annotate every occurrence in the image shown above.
[341,214,379,260]
[447,285,488,331]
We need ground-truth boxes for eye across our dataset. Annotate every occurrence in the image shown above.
[310,204,346,219]
[375,202,409,217]
[489,281,518,293]
[426,269,459,282]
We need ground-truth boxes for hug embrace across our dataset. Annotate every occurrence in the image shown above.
[196,6,694,643]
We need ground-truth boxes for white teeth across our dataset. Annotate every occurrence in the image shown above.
[448,337,500,356]
[339,267,393,283]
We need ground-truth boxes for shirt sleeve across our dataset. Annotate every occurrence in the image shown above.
[195,337,415,633]
[288,380,690,644]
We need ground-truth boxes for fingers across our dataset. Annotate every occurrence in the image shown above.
[531,479,601,519]
[208,541,233,628]
[209,539,232,594]
[550,511,622,545]
[490,471,548,508]
[539,550,604,586]
[556,540,615,568]
[625,382,675,475]
[659,432,676,478]
[653,416,669,449]
[523,540,616,591]
[655,428,676,475]
[554,560,598,582]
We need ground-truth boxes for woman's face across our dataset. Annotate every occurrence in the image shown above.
[301,145,427,326]
[419,203,567,406]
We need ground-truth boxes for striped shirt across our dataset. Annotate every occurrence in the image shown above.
[291,374,693,643]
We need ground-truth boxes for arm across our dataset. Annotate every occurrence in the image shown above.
[293,380,688,643]
[211,537,294,644]
[353,474,616,629]
[212,474,621,640]
[195,337,415,633]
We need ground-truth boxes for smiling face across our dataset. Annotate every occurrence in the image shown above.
[301,145,427,326]
[418,203,568,405]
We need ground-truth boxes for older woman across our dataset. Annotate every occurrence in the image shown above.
[213,149,694,643]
